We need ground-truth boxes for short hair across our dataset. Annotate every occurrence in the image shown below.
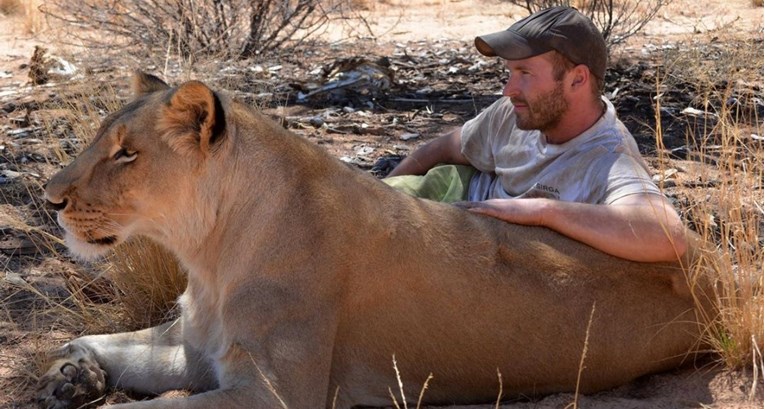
[548,51,603,98]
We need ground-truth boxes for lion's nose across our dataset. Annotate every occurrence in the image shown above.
[43,180,69,211]
[46,197,68,211]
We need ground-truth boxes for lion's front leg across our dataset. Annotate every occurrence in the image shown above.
[70,310,341,409]
[37,319,216,409]
[107,284,343,409]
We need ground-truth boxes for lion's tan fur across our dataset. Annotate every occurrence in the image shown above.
[38,73,716,409]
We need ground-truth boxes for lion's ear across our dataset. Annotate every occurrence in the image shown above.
[159,80,226,157]
[132,71,170,97]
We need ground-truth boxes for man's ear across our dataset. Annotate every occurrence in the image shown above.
[131,71,170,97]
[158,80,226,157]
[568,65,590,91]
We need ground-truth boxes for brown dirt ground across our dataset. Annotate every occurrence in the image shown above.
[0,1,763,408]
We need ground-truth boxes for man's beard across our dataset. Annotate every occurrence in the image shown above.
[513,82,568,132]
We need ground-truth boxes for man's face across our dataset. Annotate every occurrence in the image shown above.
[502,53,569,132]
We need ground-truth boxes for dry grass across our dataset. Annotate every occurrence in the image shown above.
[388,355,434,409]
[654,30,764,375]
[106,238,186,329]
[565,302,597,409]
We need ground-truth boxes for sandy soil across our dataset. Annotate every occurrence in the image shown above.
[317,0,763,43]
[0,1,763,408]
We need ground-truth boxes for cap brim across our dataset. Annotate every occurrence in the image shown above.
[475,30,551,60]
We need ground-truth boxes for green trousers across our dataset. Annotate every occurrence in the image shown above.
[382,165,477,203]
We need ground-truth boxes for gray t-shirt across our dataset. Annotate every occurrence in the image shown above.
[461,96,660,204]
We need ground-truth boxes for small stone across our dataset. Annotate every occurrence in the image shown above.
[400,132,420,141]
[4,272,27,286]
[307,117,324,128]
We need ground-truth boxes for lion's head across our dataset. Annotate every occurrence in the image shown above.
[45,72,229,259]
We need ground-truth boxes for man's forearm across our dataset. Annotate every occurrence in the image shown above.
[460,195,688,262]
[387,128,468,177]
[387,144,441,176]
[537,198,688,262]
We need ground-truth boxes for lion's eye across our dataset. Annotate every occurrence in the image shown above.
[114,148,137,163]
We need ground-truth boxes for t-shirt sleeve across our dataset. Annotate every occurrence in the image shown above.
[460,98,508,173]
[601,153,663,204]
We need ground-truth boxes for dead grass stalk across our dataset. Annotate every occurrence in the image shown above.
[565,302,597,409]
[388,354,433,409]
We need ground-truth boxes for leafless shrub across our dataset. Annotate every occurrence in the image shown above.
[503,0,672,47]
[41,0,349,58]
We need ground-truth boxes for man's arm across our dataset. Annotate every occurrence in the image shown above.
[458,194,688,262]
[387,128,470,177]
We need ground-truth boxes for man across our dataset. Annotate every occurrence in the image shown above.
[385,6,687,262]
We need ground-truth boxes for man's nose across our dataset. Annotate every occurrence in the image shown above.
[502,78,518,97]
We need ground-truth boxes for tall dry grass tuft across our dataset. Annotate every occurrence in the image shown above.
[655,31,763,377]
[1,84,127,337]
[686,91,764,372]
[106,238,186,329]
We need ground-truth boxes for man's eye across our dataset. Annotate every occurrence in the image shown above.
[114,148,138,163]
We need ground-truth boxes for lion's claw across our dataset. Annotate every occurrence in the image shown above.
[36,344,107,409]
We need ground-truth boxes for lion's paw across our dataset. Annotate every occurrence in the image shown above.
[36,343,107,409]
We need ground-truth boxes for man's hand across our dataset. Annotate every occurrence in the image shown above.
[454,198,547,226]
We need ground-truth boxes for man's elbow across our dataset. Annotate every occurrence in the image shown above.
[640,197,689,262]
[657,220,689,262]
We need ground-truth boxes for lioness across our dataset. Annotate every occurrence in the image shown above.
[38,72,714,409]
